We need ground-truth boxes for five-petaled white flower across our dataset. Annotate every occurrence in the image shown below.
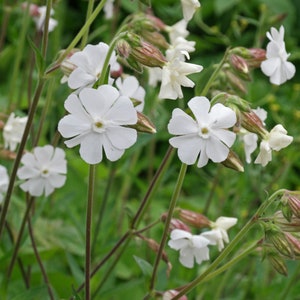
[66,42,118,92]
[168,229,212,268]
[254,124,293,167]
[17,145,67,197]
[115,76,145,112]
[180,0,201,22]
[0,165,9,204]
[3,113,28,152]
[202,216,238,251]
[261,26,296,85]
[168,96,237,167]
[58,85,138,165]
[158,56,203,99]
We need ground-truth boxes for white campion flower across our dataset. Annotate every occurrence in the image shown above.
[3,113,28,152]
[202,217,238,251]
[58,85,138,165]
[166,36,196,61]
[33,6,58,32]
[104,0,114,19]
[115,76,145,112]
[166,20,189,44]
[261,26,296,85]
[181,0,201,22]
[168,97,237,167]
[65,42,118,92]
[0,165,9,204]
[17,145,67,197]
[168,229,212,268]
[254,124,293,167]
[147,67,162,87]
[158,56,203,99]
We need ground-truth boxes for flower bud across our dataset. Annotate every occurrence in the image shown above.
[161,214,192,232]
[264,223,294,259]
[127,112,156,134]
[229,47,266,69]
[228,54,251,81]
[224,69,247,94]
[282,191,300,219]
[163,290,188,300]
[284,232,300,259]
[240,110,268,138]
[221,150,244,172]
[273,211,300,232]
[178,209,210,229]
[212,92,251,113]
[264,247,288,276]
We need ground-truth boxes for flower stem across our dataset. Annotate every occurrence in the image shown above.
[85,164,96,300]
[148,163,188,294]
[173,189,285,299]
[81,0,95,48]
[41,0,52,58]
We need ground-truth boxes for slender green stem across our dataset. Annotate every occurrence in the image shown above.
[148,163,188,294]
[7,196,35,279]
[27,217,55,300]
[199,48,231,97]
[0,79,45,241]
[41,0,52,58]
[81,0,95,48]
[85,165,96,300]
[173,189,285,299]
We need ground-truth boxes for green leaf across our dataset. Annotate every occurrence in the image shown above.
[10,285,49,300]
[139,0,151,6]
[133,255,153,278]
[27,36,45,75]
[214,0,240,15]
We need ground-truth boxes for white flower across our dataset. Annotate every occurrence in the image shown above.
[3,113,28,151]
[115,76,145,112]
[181,0,201,22]
[58,85,138,164]
[167,20,189,44]
[66,42,118,92]
[202,217,238,251]
[33,6,58,32]
[168,97,236,167]
[0,165,9,204]
[261,26,295,85]
[166,36,196,61]
[255,124,293,166]
[104,0,114,19]
[17,145,67,197]
[147,67,162,87]
[168,229,211,268]
[158,57,203,99]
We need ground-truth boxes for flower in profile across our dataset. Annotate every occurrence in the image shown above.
[0,165,9,204]
[202,216,238,251]
[261,26,296,85]
[158,56,203,99]
[168,97,237,167]
[254,124,293,166]
[65,42,118,92]
[180,0,201,22]
[58,85,138,164]
[115,75,145,112]
[17,145,67,197]
[3,113,28,151]
[166,20,189,44]
[168,229,211,268]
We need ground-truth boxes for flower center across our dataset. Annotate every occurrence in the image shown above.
[198,125,210,139]
[92,119,106,133]
[41,168,49,178]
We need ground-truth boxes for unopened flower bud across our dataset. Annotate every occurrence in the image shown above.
[161,214,191,232]
[228,54,251,81]
[264,247,288,276]
[284,232,300,258]
[273,211,300,232]
[163,290,188,300]
[178,209,210,229]
[229,47,266,69]
[221,150,244,172]
[240,110,268,138]
[127,112,156,134]
[264,223,294,259]
[212,92,251,113]
[281,191,300,219]
[224,69,247,94]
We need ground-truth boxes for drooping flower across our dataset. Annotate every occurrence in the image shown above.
[168,229,211,268]
[17,145,67,197]
[65,42,118,92]
[158,56,203,99]
[180,0,201,22]
[168,97,237,167]
[261,26,295,85]
[202,216,238,251]
[3,113,28,151]
[0,165,9,204]
[58,85,138,164]
[115,75,145,112]
[254,124,293,167]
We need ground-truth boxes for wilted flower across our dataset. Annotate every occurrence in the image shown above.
[261,26,296,85]
[254,124,293,166]
[180,0,201,22]
[17,145,67,197]
[0,165,9,204]
[115,75,145,112]
[168,229,211,268]
[58,85,138,164]
[202,216,238,251]
[168,96,237,167]
[3,113,28,152]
